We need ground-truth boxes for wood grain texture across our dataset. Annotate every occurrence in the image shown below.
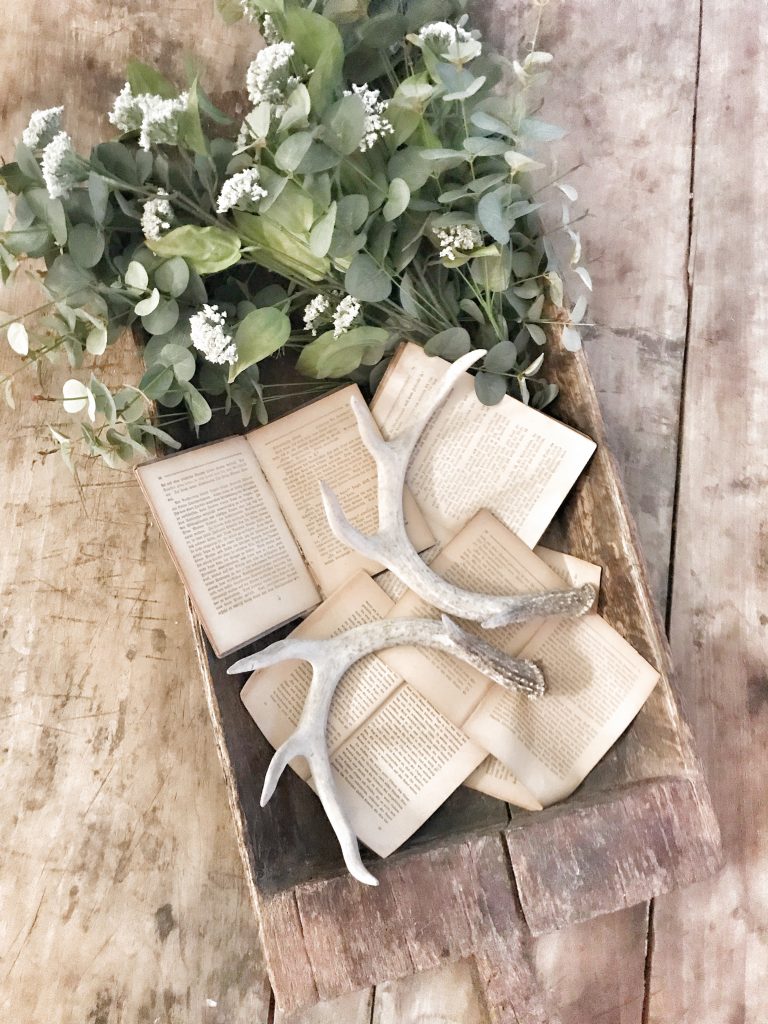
[645,0,768,1019]
[0,5,274,1024]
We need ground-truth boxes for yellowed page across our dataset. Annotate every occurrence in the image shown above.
[135,437,318,657]
[247,385,434,595]
[378,510,573,724]
[463,756,543,811]
[371,343,596,547]
[464,613,660,806]
[241,571,487,857]
[534,545,602,590]
[327,684,486,857]
[240,572,402,775]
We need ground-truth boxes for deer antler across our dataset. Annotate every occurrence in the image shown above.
[320,348,596,628]
[229,615,545,886]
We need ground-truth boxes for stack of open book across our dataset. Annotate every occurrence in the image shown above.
[137,344,660,858]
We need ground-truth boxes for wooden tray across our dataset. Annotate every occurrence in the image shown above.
[189,344,722,1020]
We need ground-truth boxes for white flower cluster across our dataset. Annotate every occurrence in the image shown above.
[436,224,483,262]
[189,304,237,365]
[332,295,361,337]
[41,132,77,200]
[246,43,298,111]
[216,167,268,213]
[109,83,189,152]
[303,294,330,335]
[260,13,281,43]
[141,190,173,241]
[22,106,64,149]
[418,20,482,63]
[302,293,361,337]
[343,83,394,152]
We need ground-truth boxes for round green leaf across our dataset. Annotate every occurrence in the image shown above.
[309,203,337,258]
[181,382,212,425]
[424,327,471,361]
[484,340,517,373]
[229,307,291,381]
[324,94,365,155]
[155,257,190,297]
[345,254,392,302]
[69,223,105,269]
[85,324,108,355]
[297,326,389,379]
[125,260,149,290]
[275,132,314,173]
[142,297,180,335]
[382,178,410,222]
[474,371,507,406]
[161,342,196,381]
[134,288,160,317]
[139,363,175,400]
[146,225,241,275]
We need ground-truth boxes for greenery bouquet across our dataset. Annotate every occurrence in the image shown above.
[0,0,588,470]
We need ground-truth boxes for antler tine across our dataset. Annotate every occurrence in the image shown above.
[321,349,596,628]
[229,616,545,885]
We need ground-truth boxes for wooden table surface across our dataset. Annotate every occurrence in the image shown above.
[1,2,763,1021]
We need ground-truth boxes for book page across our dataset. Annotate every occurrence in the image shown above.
[464,613,660,805]
[240,572,403,774]
[135,437,318,657]
[534,546,602,590]
[371,343,596,547]
[378,510,575,724]
[328,684,486,857]
[240,571,487,857]
[248,385,434,595]
[464,756,543,811]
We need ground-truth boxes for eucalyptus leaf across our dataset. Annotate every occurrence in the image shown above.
[88,172,110,224]
[142,297,180,335]
[229,307,291,381]
[147,225,241,275]
[474,371,507,406]
[477,189,509,245]
[527,323,547,346]
[89,377,116,423]
[309,203,337,257]
[134,288,160,317]
[345,253,392,302]
[483,340,517,373]
[138,422,182,450]
[297,325,389,378]
[85,324,108,355]
[383,178,410,222]
[161,343,196,381]
[155,256,190,297]
[68,223,105,268]
[324,94,366,155]
[139,363,175,400]
[181,381,212,425]
[424,327,471,360]
[275,132,314,173]
[125,260,149,290]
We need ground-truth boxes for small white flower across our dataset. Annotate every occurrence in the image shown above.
[343,83,394,152]
[332,295,361,337]
[303,294,331,335]
[418,21,482,63]
[22,106,64,149]
[41,131,78,200]
[141,190,173,241]
[260,13,281,43]
[246,43,297,112]
[216,167,268,214]
[109,83,189,152]
[239,0,260,19]
[436,223,483,262]
[189,304,237,365]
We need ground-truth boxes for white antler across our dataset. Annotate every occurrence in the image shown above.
[321,348,596,628]
[229,615,545,886]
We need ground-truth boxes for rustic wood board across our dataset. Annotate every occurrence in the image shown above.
[2,0,756,1021]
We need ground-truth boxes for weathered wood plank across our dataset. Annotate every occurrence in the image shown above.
[260,834,558,1020]
[0,5,273,1024]
[646,0,768,1019]
[478,2,701,1021]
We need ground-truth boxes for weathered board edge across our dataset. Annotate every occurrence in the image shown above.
[506,774,723,935]
[260,832,559,1021]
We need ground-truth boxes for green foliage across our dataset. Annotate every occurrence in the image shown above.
[1,0,590,472]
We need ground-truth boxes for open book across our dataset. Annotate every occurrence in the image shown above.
[135,385,434,656]
[137,343,597,656]
[242,511,659,856]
